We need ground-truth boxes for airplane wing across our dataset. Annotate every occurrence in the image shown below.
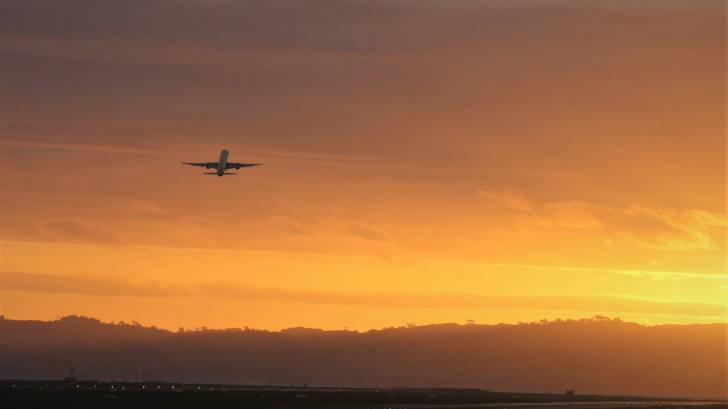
[182,162,218,168]
[225,163,263,169]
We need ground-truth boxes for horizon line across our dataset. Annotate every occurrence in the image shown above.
[2,314,727,334]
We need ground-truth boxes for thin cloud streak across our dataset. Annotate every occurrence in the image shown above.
[44,220,123,245]
[2,272,725,318]
[3,237,722,281]
[432,260,728,281]
[0,139,170,156]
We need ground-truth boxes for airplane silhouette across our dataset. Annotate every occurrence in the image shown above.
[182,149,262,176]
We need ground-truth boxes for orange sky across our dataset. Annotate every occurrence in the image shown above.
[0,0,726,330]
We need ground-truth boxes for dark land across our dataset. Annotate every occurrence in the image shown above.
[1,316,726,401]
[2,380,726,409]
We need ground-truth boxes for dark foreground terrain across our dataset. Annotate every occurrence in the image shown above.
[3,316,727,398]
[1,380,726,409]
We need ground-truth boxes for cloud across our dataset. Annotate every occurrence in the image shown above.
[477,191,727,251]
[343,221,390,242]
[266,216,311,236]
[439,260,728,281]
[121,201,168,215]
[2,272,725,319]
[265,215,391,243]
[1,272,173,297]
[0,139,168,156]
[44,220,122,245]
[533,201,604,229]
[477,190,533,211]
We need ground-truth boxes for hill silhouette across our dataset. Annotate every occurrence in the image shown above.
[0,316,725,399]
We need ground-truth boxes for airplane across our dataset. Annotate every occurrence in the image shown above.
[182,149,262,176]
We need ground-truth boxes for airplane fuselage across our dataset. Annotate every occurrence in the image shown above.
[217,149,229,176]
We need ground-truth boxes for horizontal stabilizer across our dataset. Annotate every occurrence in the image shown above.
[202,172,237,176]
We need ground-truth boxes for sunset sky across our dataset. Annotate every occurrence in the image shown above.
[1,0,726,331]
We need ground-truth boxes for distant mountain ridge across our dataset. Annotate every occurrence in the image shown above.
[0,316,725,399]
